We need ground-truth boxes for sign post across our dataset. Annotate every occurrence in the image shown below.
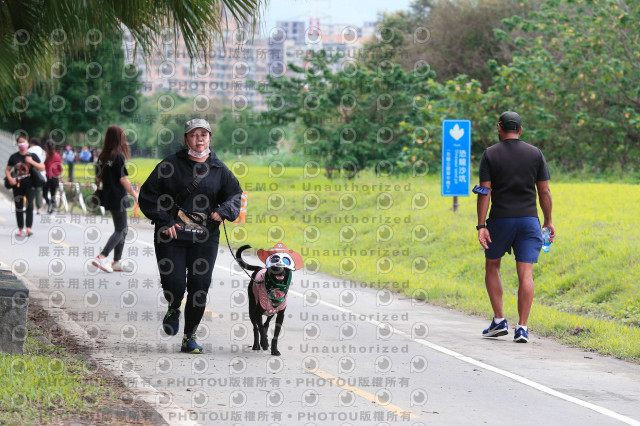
[441,120,471,212]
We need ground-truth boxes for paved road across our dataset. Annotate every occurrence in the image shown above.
[1,194,640,426]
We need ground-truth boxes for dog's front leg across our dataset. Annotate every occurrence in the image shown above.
[261,315,273,350]
[271,309,285,356]
[249,307,262,350]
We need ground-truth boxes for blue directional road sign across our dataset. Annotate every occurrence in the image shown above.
[441,120,471,196]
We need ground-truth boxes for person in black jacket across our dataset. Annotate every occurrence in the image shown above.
[5,135,46,236]
[139,118,242,354]
[92,125,139,273]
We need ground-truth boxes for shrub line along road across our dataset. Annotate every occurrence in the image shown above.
[1,196,640,425]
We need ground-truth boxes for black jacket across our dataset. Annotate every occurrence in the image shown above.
[139,149,242,243]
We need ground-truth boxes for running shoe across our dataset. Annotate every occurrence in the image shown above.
[482,318,509,338]
[92,256,113,273]
[16,229,24,237]
[26,228,33,236]
[514,327,529,343]
[181,333,203,354]
[163,307,181,336]
[112,260,134,272]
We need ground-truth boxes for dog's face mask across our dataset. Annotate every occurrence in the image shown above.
[265,253,296,281]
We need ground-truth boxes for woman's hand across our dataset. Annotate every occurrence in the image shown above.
[210,212,223,222]
[161,223,183,239]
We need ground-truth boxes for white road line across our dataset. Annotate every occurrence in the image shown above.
[409,337,640,426]
[117,239,639,425]
[214,263,640,426]
[282,288,640,426]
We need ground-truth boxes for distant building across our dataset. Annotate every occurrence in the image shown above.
[127,23,269,110]
[128,20,376,110]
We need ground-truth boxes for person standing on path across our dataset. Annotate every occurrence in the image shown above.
[28,138,46,215]
[62,145,75,182]
[91,125,138,273]
[5,135,45,236]
[476,111,556,343]
[139,118,242,354]
[43,140,63,214]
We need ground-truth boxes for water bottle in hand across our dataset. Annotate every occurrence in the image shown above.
[542,227,552,253]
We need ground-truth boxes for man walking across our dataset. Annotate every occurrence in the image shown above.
[62,145,75,182]
[476,111,555,343]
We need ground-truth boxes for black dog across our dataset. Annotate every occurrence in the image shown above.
[235,243,302,356]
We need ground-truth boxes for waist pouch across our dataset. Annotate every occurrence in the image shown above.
[172,208,219,242]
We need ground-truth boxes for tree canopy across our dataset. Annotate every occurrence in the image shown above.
[5,33,141,145]
[362,0,534,87]
[256,50,440,177]
[486,0,640,170]
[362,0,640,173]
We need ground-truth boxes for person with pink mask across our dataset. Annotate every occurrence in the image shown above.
[5,135,46,236]
[139,118,242,353]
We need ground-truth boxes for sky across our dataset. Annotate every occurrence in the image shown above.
[259,0,414,34]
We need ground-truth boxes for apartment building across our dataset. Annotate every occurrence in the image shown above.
[129,20,376,110]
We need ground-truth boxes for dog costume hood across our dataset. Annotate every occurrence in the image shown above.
[258,242,303,271]
[252,242,303,316]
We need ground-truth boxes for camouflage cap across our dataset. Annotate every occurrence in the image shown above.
[184,118,212,134]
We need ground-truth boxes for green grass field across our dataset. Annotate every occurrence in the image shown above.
[0,320,113,424]
[116,157,640,361]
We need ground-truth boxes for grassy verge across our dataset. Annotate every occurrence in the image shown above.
[229,164,640,361]
[0,304,159,425]
[124,156,640,361]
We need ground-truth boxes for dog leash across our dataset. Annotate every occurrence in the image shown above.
[221,220,254,280]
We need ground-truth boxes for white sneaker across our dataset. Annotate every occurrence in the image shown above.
[112,260,134,272]
[92,256,113,273]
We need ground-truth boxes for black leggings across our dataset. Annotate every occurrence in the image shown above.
[43,178,59,206]
[12,184,35,229]
[154,241,219,334]
[100,209,128,261]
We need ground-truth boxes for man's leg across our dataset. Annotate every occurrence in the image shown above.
[485,258,503,318]
[515,261,535,326]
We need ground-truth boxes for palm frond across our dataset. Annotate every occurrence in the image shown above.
[0,0,268,118]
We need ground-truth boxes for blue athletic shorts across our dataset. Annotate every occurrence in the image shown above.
[485,217,543,263]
